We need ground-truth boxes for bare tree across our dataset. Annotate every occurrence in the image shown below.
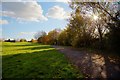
[34,31,46,40]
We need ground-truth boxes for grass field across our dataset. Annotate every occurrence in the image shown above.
[2,42,83,78]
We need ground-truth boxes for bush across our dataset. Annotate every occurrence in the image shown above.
[20,39,27,42]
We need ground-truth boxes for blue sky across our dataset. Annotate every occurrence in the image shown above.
[1,1,72,40]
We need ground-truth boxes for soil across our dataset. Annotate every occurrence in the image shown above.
[52,45,120,79]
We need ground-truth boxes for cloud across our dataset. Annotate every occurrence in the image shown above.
[18,32,36,40]
[46,5,70,20]
[19,32,36,35]
[1,0,39,2]
[2,0,70,3]
[2,1,47,22]
[55,0,71,3]
[0,20,9,24]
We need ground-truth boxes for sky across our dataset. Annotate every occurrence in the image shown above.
[0,0,72,41]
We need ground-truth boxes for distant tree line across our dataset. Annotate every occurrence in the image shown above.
[4,39,16,42]
[4,39,27,42]
[4,38,38,43]
[35,2,120,53]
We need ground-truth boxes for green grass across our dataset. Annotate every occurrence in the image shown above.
[2,42,83,78]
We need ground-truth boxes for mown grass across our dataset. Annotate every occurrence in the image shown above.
[2,42,83,78]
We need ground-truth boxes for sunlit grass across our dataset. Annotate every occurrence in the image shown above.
[2,42,83,78]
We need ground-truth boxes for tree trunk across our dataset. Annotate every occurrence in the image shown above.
[97,25,104,50]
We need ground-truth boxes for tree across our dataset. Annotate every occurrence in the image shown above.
[47,29,61,45]
[34,31,46,40]
[38,35,49,44]
[69,1,120,50]
[31,39,37,43]
[20,39,27,42]
[34,31,47,43]
[58,28,71,46]
[66,7,93,47]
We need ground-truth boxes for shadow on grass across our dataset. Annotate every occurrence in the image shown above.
[17,45,51,50]
[2,49,59,78]
[2,48,82,78]
[2,49,55,58]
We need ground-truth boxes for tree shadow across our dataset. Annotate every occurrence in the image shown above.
[53,46,120,79]
[2,49,58,78]
[103,54,120,79]
[17,46,51,50]
[2,48,82,78]
[71,52,120,79]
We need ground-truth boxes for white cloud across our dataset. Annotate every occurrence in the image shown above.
[1,0,71,2]
[2,1,47,22]
[1,0,38,2]
[0,20,8,24]
[18,32,36,40]
[19,32,36,35]
[46,5,70,20]
[55,0,71,3]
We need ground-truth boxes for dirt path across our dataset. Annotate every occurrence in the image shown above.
[52,45,120,78]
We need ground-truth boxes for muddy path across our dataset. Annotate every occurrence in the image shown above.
[52,45,120,79]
